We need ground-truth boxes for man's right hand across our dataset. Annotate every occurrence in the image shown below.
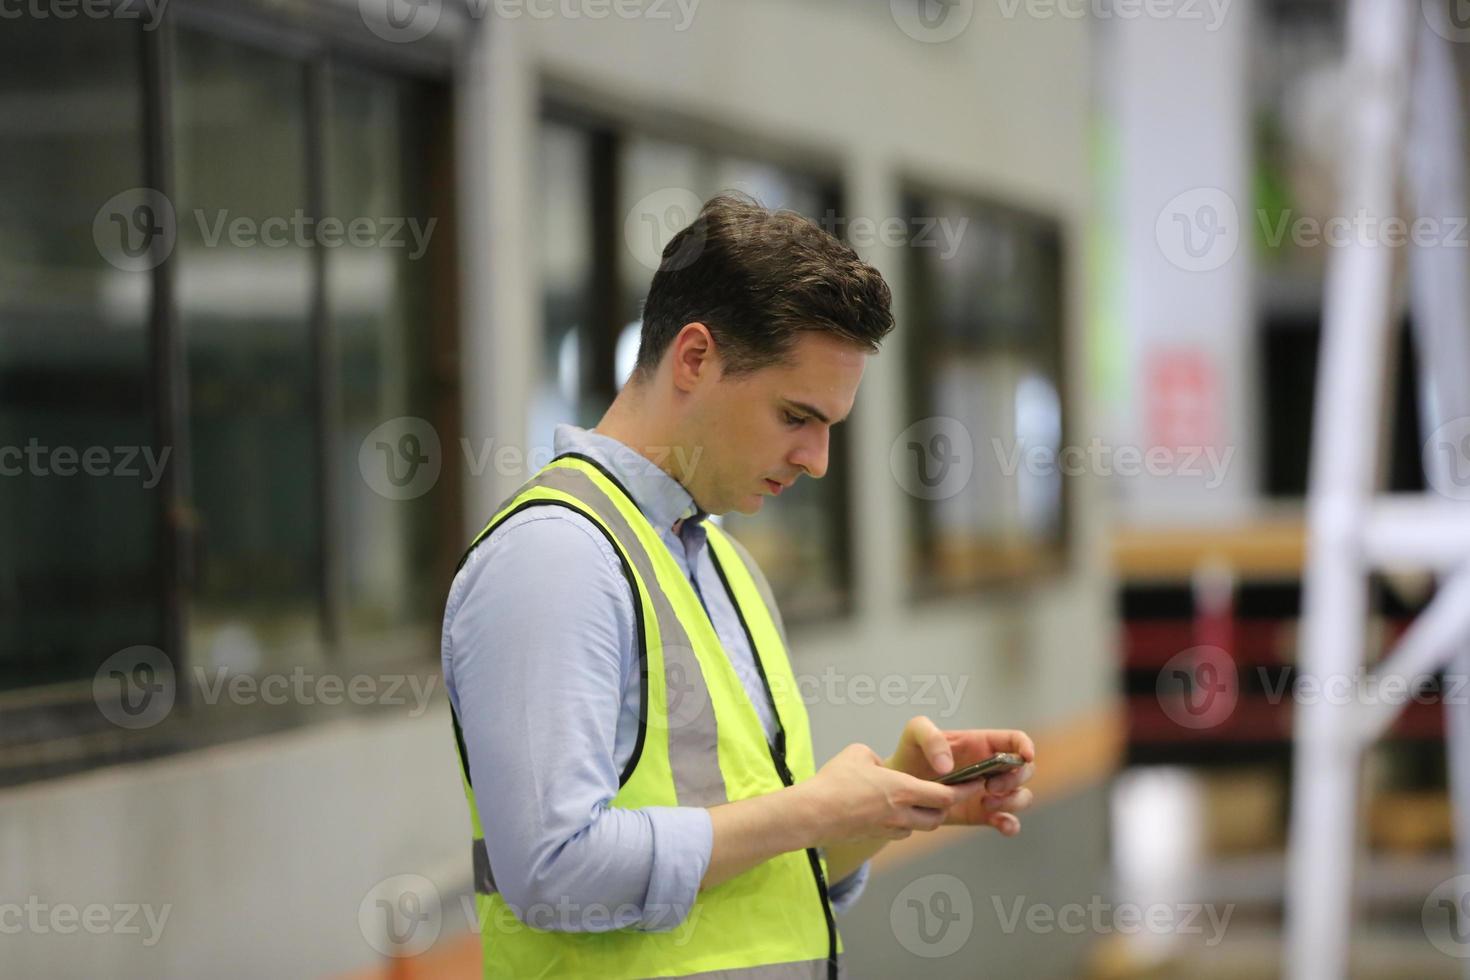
[793,743,989,846]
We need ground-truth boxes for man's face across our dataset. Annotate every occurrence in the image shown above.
[689,332,866,515]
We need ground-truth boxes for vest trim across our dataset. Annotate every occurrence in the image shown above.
[707,541,839,980]
[451,497,650,789]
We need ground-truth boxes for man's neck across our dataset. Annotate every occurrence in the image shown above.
[594,387,693,494]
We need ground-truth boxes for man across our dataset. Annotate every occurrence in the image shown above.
[443,195,1036,978]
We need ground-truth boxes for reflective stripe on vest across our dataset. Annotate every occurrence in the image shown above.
[450,453,842,979]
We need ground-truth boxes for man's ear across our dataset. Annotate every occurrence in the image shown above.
[671,322,717,391]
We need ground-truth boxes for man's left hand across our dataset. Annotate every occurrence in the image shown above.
[885,715,1036,837]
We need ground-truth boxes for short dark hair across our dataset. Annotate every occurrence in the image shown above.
[633,193,895,381]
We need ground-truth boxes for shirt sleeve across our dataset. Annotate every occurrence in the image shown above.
[826,859,870,914]
[444,509,712,932]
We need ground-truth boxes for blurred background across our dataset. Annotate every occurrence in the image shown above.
[4,0,1470,976]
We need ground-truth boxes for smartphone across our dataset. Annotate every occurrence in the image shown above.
[935,752,1025,785]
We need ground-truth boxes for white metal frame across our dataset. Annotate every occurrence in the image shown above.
[1284,2,1470,977]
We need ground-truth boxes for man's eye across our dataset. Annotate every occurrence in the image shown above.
[782,411,804,427]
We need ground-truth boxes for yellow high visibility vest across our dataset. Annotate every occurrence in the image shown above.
[450,453,842,979]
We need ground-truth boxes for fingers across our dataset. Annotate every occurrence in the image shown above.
[988,812,1022,837]
[905,715,954,775]
[983,761,1035,797]
[982,729,1036,763]
[904,806,947,833]
[983,787,1034,816]
[894,771,961,810]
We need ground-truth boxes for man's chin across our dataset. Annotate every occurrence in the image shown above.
[726,494,763,517]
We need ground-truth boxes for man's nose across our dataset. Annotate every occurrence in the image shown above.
[790,426,830,480]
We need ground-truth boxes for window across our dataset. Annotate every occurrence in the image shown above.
[0,12,457,785]
[901,187,1068,595]
[532,111,853,623]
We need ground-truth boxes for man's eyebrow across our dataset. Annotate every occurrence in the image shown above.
[783,399,849,425]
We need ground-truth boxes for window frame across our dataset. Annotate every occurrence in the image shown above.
[899,176,1073,602]
[0,0,461,786]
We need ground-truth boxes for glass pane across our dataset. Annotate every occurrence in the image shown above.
[327,68,438,656]
[174,31,323,673]
[0,17,158,692]
[906,193,1067,591]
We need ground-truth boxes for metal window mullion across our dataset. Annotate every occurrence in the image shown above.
[306,59,344,655]
[142,15,193,704]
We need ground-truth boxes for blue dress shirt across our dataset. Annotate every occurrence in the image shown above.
[441,423,868,932]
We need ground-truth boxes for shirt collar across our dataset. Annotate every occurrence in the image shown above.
[551,423,708,534]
